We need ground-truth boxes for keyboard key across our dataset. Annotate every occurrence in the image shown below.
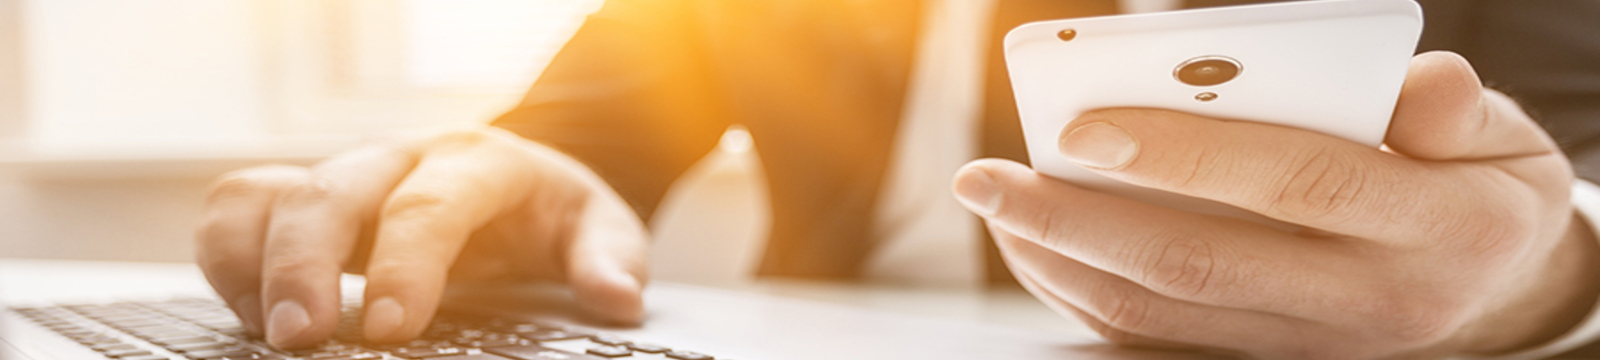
[170,341,234,352]
[217,355,288,360]
[370,339,441,351]
[666,350,713,360]
[119,355,171,360]
[103,348,153,358]
[150,336,216,346]
[586,346,632,358]
[392,346,467,359]
[486,345,605,360]
[459,337,522,349]
[59,329,100,337]
[457,329,488,339]
[92,343,138,352]
[588,335,628,347]
[431,355,514,360]
[522,330,587,342]
[133,330,204,340]
[183,347,257,359]
[16,300,722,360]
[78,337,123,346]
[308,348,364,359]
[627,343,669,353]
[288,348,326,357]
[493,324,541,334]
[312,353,384,360]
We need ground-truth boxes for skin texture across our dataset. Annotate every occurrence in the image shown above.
[195,127,649,349]
[953,52,1600,359]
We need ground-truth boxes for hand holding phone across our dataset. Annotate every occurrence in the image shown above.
[968,2,1598,357]
[1004,0,1423,224]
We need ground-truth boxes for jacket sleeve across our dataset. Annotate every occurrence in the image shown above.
[491,0,732,220]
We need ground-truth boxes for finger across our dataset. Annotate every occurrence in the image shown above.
[1386,51,1556,161]
[257,146,417,349]
[1050,104,1515,243]
[993,227,1312,355]
[1386,51,1571,203]
[954,159,1367,317]
[999,228,1205,351]
[1012,263,1198,350]
[362,138,533,343]
[196,165,311,336]
[565,190,650,324]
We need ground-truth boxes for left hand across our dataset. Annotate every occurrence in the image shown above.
[953,51,1600,359]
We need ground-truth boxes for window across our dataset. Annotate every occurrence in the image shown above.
[1,0,599,172]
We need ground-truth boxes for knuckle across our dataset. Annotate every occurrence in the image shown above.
[1012,194,1081,246]
[193,221,261,275]
[1418,169,1547,260]
[381,190,453,219]
[1030,209,1075,246]
[275,177,343,208]
[1443,206,1534,263]
[427,128,501,149]
[206,165,307,204]
[363,258,447,286]
[1369,293,1464,344]
[1137,234,1224,299]
[208,173,279,205]
[263,255,334,279]
[1172,147,1219,190]
[193,219,239,253]
[193,231,231,271]
[194,217,228,245]
[1094,287,1154,333]
[362,261,403,277]
[1266,149,1368,223]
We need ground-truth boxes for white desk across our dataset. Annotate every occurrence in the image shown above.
[0,259,1220,360]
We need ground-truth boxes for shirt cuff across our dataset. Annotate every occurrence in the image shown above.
[1457,180,1600,360]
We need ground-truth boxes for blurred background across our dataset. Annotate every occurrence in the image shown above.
[0,0,773,287]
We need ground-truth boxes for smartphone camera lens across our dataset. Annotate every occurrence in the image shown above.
[1174,56,1242,87]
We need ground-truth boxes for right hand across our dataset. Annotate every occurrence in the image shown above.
[195,125,650,349]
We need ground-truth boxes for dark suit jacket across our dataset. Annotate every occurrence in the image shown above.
[492,0,1600,283]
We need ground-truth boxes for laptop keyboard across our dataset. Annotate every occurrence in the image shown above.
[9,299,725,360]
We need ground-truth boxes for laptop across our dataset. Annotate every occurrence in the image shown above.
[0,259,1218,360]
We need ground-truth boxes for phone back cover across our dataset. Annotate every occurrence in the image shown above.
[1005,0,1422,219]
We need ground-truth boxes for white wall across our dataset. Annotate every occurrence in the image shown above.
[0,0,27,141]
[0,177,214,261]
[0,0,770,286]
[23,0,269,150]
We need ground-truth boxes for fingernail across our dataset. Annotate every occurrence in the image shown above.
[363,297,406,342]
[266,300,311,346]
[234,294,263,336]
[1059,122,1139,169]
[954,167,1001,215]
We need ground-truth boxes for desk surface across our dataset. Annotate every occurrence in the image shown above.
[0,258,1090,334]
[0,258,1218,360]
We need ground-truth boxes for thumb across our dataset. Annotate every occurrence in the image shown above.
[565,190,650,325]
[1385,51,1555,161]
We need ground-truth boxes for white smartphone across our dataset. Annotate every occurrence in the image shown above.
[1004,0,1423,224]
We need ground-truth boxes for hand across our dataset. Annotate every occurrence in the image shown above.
[953,51,1600,359]
[195,126,649,349]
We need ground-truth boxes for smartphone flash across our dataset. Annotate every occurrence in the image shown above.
[1057,29,1077,42]
[1195,92,1218,102]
